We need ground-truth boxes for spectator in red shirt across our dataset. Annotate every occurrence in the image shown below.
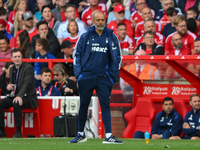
[107,4,134,38]
[63,20,79,48]
[116,23,135,55]
[165,15,196,55]
[15,12,38,46]
[81,0,107,26]
[136,18,165,48]
[7,0,27,33]
[167,33,191,55]
[131,0,155,27]
[135,31,164,55]
[135,7,162,40]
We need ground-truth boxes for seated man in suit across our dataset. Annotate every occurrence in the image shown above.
[0,49,38,138]
[134,97,183,139]
[170,94,200,140]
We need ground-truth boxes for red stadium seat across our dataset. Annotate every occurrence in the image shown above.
[174,99,188,120]
[122,98,156,138]
[4,107,41,137]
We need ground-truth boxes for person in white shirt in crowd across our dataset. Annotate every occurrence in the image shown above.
[57,4,86,44]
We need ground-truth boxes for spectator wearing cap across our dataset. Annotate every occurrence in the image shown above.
[62,20,79,48]
[56,40,75,82]
[0,19,16,48]
[41,5,61,36]
[30,21,60,57]
[15,11,38,46]
[107,0,131,24]
[107,4,134,38]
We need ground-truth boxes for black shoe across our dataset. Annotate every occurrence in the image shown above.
[13,131,22,138]
[0,131,6,137]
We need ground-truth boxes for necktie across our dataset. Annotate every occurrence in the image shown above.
[137,65,141,77]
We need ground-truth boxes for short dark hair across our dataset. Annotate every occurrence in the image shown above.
[41,5,51,13]
[187,7,198,15]
[117,23,127,29]
[36,38,50,51]
[165,7,178,16]
[0,7,6,16]
[187,18,197,33]
[195,37,200,42]
[36,21,48,30]
[65,4,75,12]
[163,97,174,104]
[11,48,22,57]
[0,35,9,44]
[40,67,52,75]
[190,94,200,101]
[111,0,121,4]
[143,31,154,37]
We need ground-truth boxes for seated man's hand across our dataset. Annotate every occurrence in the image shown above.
[13,96,23,106]
[183,122,191,129]
[151,134,162,139]
[6,84,15,91]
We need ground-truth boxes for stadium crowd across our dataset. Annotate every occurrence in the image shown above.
[0,0,200,140]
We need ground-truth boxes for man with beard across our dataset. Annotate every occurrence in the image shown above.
[136,18,165,48]
[57,5,86,44]
[15,12,38,46]
[107,4,134,38]
[134,97,182,139]
[165,15,196,55]
[166,33,191,55]
[69,11,123,144]
[0,19,15,48]
[36,67,61,96]
[170,94,200,140]
[81,0,107,27]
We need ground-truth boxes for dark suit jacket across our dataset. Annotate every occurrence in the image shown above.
[10,63,38,108]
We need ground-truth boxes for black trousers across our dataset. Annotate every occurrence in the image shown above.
[0,96,32,127]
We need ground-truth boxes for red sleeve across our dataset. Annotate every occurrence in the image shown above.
[136,37,143,48]
[165,36,172,53]
[75,7,80,18]
[81,12,87,26]
[8,11,14,24]
[9,37,16,48]
[135,24,141,39]
[129,37,136,50]
[126,21,134,38]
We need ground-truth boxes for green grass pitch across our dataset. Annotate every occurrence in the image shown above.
[0,138,200,150]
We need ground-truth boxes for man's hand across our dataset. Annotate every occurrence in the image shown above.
[39,32,47,39]
[7,84,15,91]
[35,75,41,80]
[69,76,77,82]
[151,134,162,139]
[131,20,137,28]
[64,87,73,93]
[13,96,23,106]
[183,122,191,129]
